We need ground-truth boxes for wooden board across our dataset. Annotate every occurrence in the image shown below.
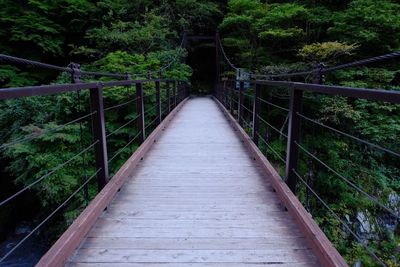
[66,97,319,266]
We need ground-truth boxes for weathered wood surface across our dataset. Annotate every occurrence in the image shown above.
[67,97,319,266]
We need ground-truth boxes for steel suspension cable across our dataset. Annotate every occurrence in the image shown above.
[0,141,98,207]
[292,169,387,267]
[0,111,97,151]
[217,36,240,72]
[322,52,400,73]
[106,115,141,139]
[108,131,142,163]
[145,117,159,130]
[253,51,400,80]
[0,54,71,73]
[297,112,400,158]
[215,34,399,80]
[104,97,139,112]
[258,97,289,112]
[0,34,186,80]
[257,114,288,139]
[241,104,253,115]
[295,141,399,219]
[256,132,286,164]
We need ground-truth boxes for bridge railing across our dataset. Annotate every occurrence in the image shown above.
[215,78,399,266]
[215,31,400,266]
[0,55,189,262]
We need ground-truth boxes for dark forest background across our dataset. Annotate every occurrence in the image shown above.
[0,1,399,266]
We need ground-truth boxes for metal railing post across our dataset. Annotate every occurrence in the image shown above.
[215,31,220,91]
[252,84,261,145]
[156,80,162,125]
[166,81,171,113]
[89,84,109,190]
[223,80,227,107]
[285,89,303,193]
[230,80,234,113]
[239,81,244,124]
[136,83,145,142]
[177,81,181,103]
[173,81,177,108]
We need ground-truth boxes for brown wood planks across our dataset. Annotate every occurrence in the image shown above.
[65,97,320,266]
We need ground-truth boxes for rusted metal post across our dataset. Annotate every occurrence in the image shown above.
[223,80,227,107]
[177,81,181,103]
[136,83,145,143]
[166,81,171,113]
[285,89,303,193]
[182,83,185,102]
[238,81,244,124]
[215,32,220,96]
[156,80,161,125]
[89,85,109,190]
[173,81,177,108]
[181,82,185,101]
[230,80,234,113]
[252,84,261,146]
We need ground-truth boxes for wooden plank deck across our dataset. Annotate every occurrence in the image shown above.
[67,97,319,266]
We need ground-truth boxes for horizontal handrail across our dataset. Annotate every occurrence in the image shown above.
[0,79,178,100]
[228,79,400,104]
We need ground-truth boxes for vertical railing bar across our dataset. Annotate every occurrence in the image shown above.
[215,31,220,94]
[173,81,177,109]
[239,81,244,125]
[70,63,89,200]
[166,81,171,114]
[89,84,109,190]
[252,83,261,145]
[223,80,227,108]
[136,83,145,143]
[156,80,162,125]
[285,88,303,193]
[230,80,233,113]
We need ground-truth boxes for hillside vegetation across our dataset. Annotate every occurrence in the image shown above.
[0,1,399,266]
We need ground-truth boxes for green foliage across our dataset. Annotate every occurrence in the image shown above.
[84,12,174,55]
[259,28,304,41]
[172,0,222,32]
[299,42,358,63]
[0,0,399,265]
[0,66,37,87]
[328,0,400,53]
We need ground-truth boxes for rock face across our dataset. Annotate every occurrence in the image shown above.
[346,193,399,244]
[356,211,375,242]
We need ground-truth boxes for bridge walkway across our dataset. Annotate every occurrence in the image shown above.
[66,97,319,266]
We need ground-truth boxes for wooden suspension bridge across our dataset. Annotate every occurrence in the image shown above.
[0,34,399,267]
[42,96,336,266]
